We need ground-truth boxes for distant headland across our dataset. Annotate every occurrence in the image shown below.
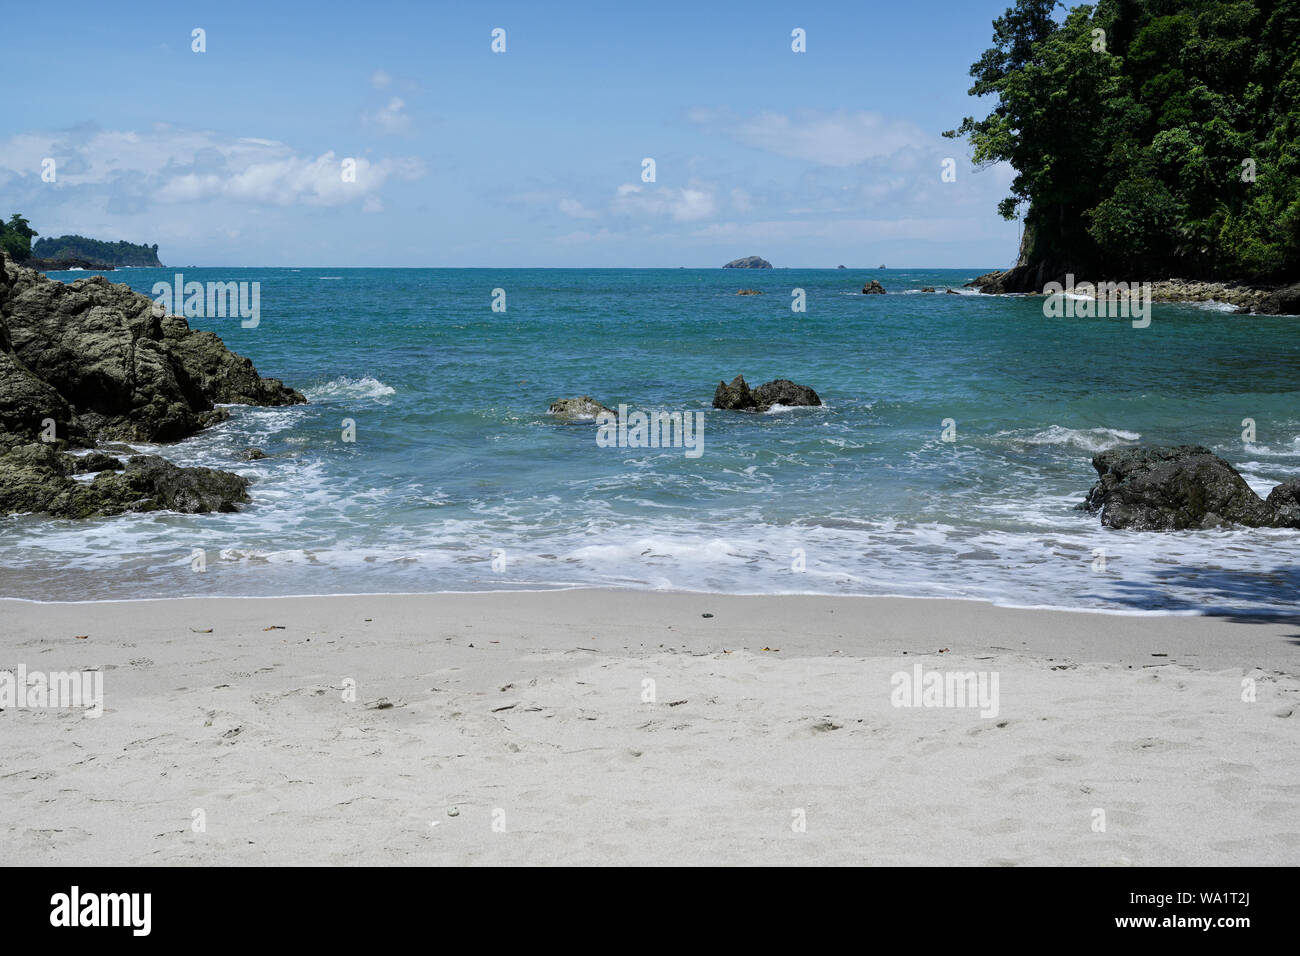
[0,213,163,271]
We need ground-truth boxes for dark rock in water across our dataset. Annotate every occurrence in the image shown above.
[0,445,247,517]
[111,456,250,513]
[945,288,960,294]
[713,375,760,411]
[73,452,124,473]
[548,395,615,421]
[1082,445,1292,530]
[736,289,763,295]
[921,287,936,293]
[723,256,772,269]
[862,280,885,294]
[241,447,267,461]
[1,253,305,444]
[1254,283,1300,316]
[0,251,301,518]
[752,379,822,407]
[836,265,846,269]
[714,375,821,411]
[1266,479,1300,526]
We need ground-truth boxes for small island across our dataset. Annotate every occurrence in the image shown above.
[722,256,772,269]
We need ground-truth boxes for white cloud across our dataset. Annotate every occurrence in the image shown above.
[0,125,424,208]
[557,197,597,219]
[370,69,392,89]
[366,97,411,134]
[610,183,717,222]
[690,109,929,166]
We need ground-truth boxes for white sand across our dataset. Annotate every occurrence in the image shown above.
[1,591,1297,865]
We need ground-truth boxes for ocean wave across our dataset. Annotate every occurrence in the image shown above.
[1240,437,1300,458]
[304,376,396,401]
[764,402,829,414]
[1000,425,1141,453]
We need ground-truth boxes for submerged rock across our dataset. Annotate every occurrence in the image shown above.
[736,289,763,295]
[713,375,821,412]
[241,447,267,461]
[1082,445,1297,530]
[723,256,772,269]
[548,395,615,421]
[862,280,885,294]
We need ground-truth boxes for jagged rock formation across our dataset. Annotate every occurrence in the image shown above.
[1081,445,1300,531]
[0,252,304,517]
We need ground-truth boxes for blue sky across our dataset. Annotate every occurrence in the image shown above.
[4,0,1026,267]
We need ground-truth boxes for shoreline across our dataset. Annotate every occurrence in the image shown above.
[967,269,1299,314]
[3,589,1297,865]
[0,584,1236,614]
[5,589,1297,670]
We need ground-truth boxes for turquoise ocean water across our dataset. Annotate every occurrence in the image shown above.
[4,267,1298,612]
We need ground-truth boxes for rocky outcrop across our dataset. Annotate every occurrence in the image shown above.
[752,379,822,408]
[723,256,772,269]
[2,260,303,443]
[0,447,249,518]
[1081,445,1299,530]
[966,266,1288,312]
[712,375,761,411]
[1254,283,1300,316]
[22,258,116,272]
[0,251,303,517]
[862,280,885,294]
[713,375,821,412]
[1266,479,1300,526]
[548,395,615,421]
[736,289,763,295]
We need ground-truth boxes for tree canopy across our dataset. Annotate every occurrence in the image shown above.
[31,234,163,267]
[0,214,38,261]
[947,0,1300,280]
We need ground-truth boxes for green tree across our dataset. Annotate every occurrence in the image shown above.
[0,213,38,261]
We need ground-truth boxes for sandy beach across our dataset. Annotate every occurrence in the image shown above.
[1,591,1297,866]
